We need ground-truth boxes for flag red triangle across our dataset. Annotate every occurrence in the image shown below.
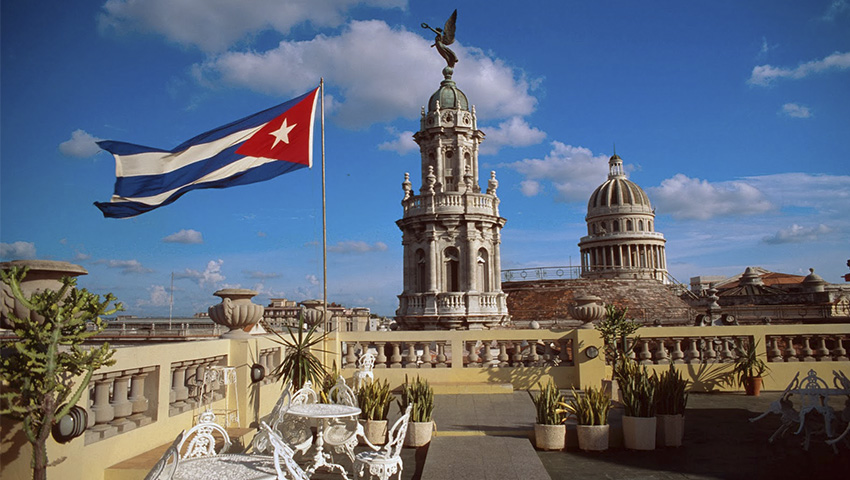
[236,89,317,165]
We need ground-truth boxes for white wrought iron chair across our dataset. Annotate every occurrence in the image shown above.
[178,410,232,459]
[144,431,184,480]
[261,422,310,480]
[353,405,412,480]
[279,380,318,457]
[251,380,292,455]
[323,376,379,463]
[353,352,376,389]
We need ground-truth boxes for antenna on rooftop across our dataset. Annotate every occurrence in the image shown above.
[169,272,173,329]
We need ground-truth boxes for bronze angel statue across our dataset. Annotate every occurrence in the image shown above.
[422,9,458,69]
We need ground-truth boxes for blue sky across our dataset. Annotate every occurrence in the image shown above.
[2,0,849,318]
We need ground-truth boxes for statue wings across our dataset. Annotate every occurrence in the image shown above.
[441,9,457,46]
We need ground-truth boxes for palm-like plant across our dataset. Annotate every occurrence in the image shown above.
[732,339,769,387]
[266,313,329,390]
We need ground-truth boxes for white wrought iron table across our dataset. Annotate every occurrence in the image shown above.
[173,453,277,480]
[288,403,361,478]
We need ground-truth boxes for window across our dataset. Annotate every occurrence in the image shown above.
[416,249,427,292]
[445,247,460,292]
[477,248,489,292]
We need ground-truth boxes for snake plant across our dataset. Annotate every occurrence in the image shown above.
[397,375,435,423]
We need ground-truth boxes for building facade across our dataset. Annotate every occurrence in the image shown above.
[395,67,509,330]
[578,153,668,282]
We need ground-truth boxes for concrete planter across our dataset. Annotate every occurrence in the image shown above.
[534,424,566,451]
[576,424,609,452]
[622,416,656,450]
[405,421,434,447]
[656,414,684,447]
[208,289,264,338]
[0,260,87,329]
[361,419,388,446]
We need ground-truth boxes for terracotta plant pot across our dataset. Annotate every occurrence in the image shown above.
[656,414,684,447]
[744,377,763,396]
[405,421,434,447]
[576,424,609,452]
[361,419,388,446]
[622,416,656,450]
[534,423,566,451]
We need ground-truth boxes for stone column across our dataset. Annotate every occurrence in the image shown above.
[110,373,134,432]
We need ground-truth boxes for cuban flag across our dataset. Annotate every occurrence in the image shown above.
[95,87,320,218]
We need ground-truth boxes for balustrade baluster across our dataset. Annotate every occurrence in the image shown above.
[639,339,653,365]
[185,363,200,406]
[815,336,831,361]
[128,369,153,427]
[768,336,783,362]
[466,340,481,366]
[719,338,734,363]
[90,375,117,437]
[800,336,815,362]
[482,340,494,366]
[344,342,358,368]
[654,339,670,365]
[512,341,524,366]
[833,336,848,361]
[703,339,717,363]
[171,364,189,409]
[404,342,419,368]
[110,373,135,432]
[374,342,388,368]
[542,341,553,365]
[420,343,432,368]
[686,338,701,364]
[389,342,403,368]
[436,342,448,368]
[528,340,540,366]
[671,338,684,364]
[784,336,798,362]
[497,342,510,367]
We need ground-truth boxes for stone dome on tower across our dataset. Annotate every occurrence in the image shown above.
[587,154,653,216]
[578,153,668,282]
[428,68,470,112]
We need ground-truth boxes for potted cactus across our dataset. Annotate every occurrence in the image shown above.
[398,375,435,447]
[562,385,611,451]
[532,380,566,450]
[617,358,658,450]
[356,379,393,445]
[655,364,689,447]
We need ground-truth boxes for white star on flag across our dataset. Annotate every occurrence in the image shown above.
[269,118,297,149]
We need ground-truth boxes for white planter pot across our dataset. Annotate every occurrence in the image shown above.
[622,416,656,450]
[361,419,388,446]
[576,424,609,452]
[534,423,566,451]
[405,421,434,447]
[656,414,684,447]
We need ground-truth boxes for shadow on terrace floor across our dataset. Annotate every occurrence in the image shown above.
[540,392,850,480]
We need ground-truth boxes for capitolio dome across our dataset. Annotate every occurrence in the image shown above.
[428,68,469,112]
[587,154,653,217]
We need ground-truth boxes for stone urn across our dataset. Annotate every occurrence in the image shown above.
[1,260,88,329]
[208,289,264,339]
[568,295,605,328]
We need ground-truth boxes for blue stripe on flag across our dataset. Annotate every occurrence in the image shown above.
[94,160,308,218]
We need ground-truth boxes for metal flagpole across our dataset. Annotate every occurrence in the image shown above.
[319,78,336,366]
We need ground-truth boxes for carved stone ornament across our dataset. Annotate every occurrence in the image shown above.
[208,289,264,338]
[569,295,605,328]
[1,260,88,329]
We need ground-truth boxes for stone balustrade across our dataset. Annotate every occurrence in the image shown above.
[402,192,499,217]
[86,366,158,444]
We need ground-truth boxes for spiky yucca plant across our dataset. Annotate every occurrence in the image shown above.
[655,364,689,415]
[617,357,657,418]
[267,313,329,390]
[532,379,565,425]
[561,386,611,426]
[398,375,434,423]
[357,378,393,421]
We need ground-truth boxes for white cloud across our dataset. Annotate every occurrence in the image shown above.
[162,229,204,244]
[378,128,417,155]
[500,142,609,202]
[748,51,850,86]
[305,274,319,286]
[98,0,406,53]
[479,117,546,155]
[59,129,103,158]
[763,224,832,244]
[175,259,225,287]
[96,259,154,274]
[136,285,171,307]
[649,174,775,220]
[194,20,538,128]
[823,0,850,21]
[328,241,388,253]
[780,103,812,118]
[0,241,37,260]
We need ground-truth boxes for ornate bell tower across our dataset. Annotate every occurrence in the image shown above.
[395,63,509,330]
